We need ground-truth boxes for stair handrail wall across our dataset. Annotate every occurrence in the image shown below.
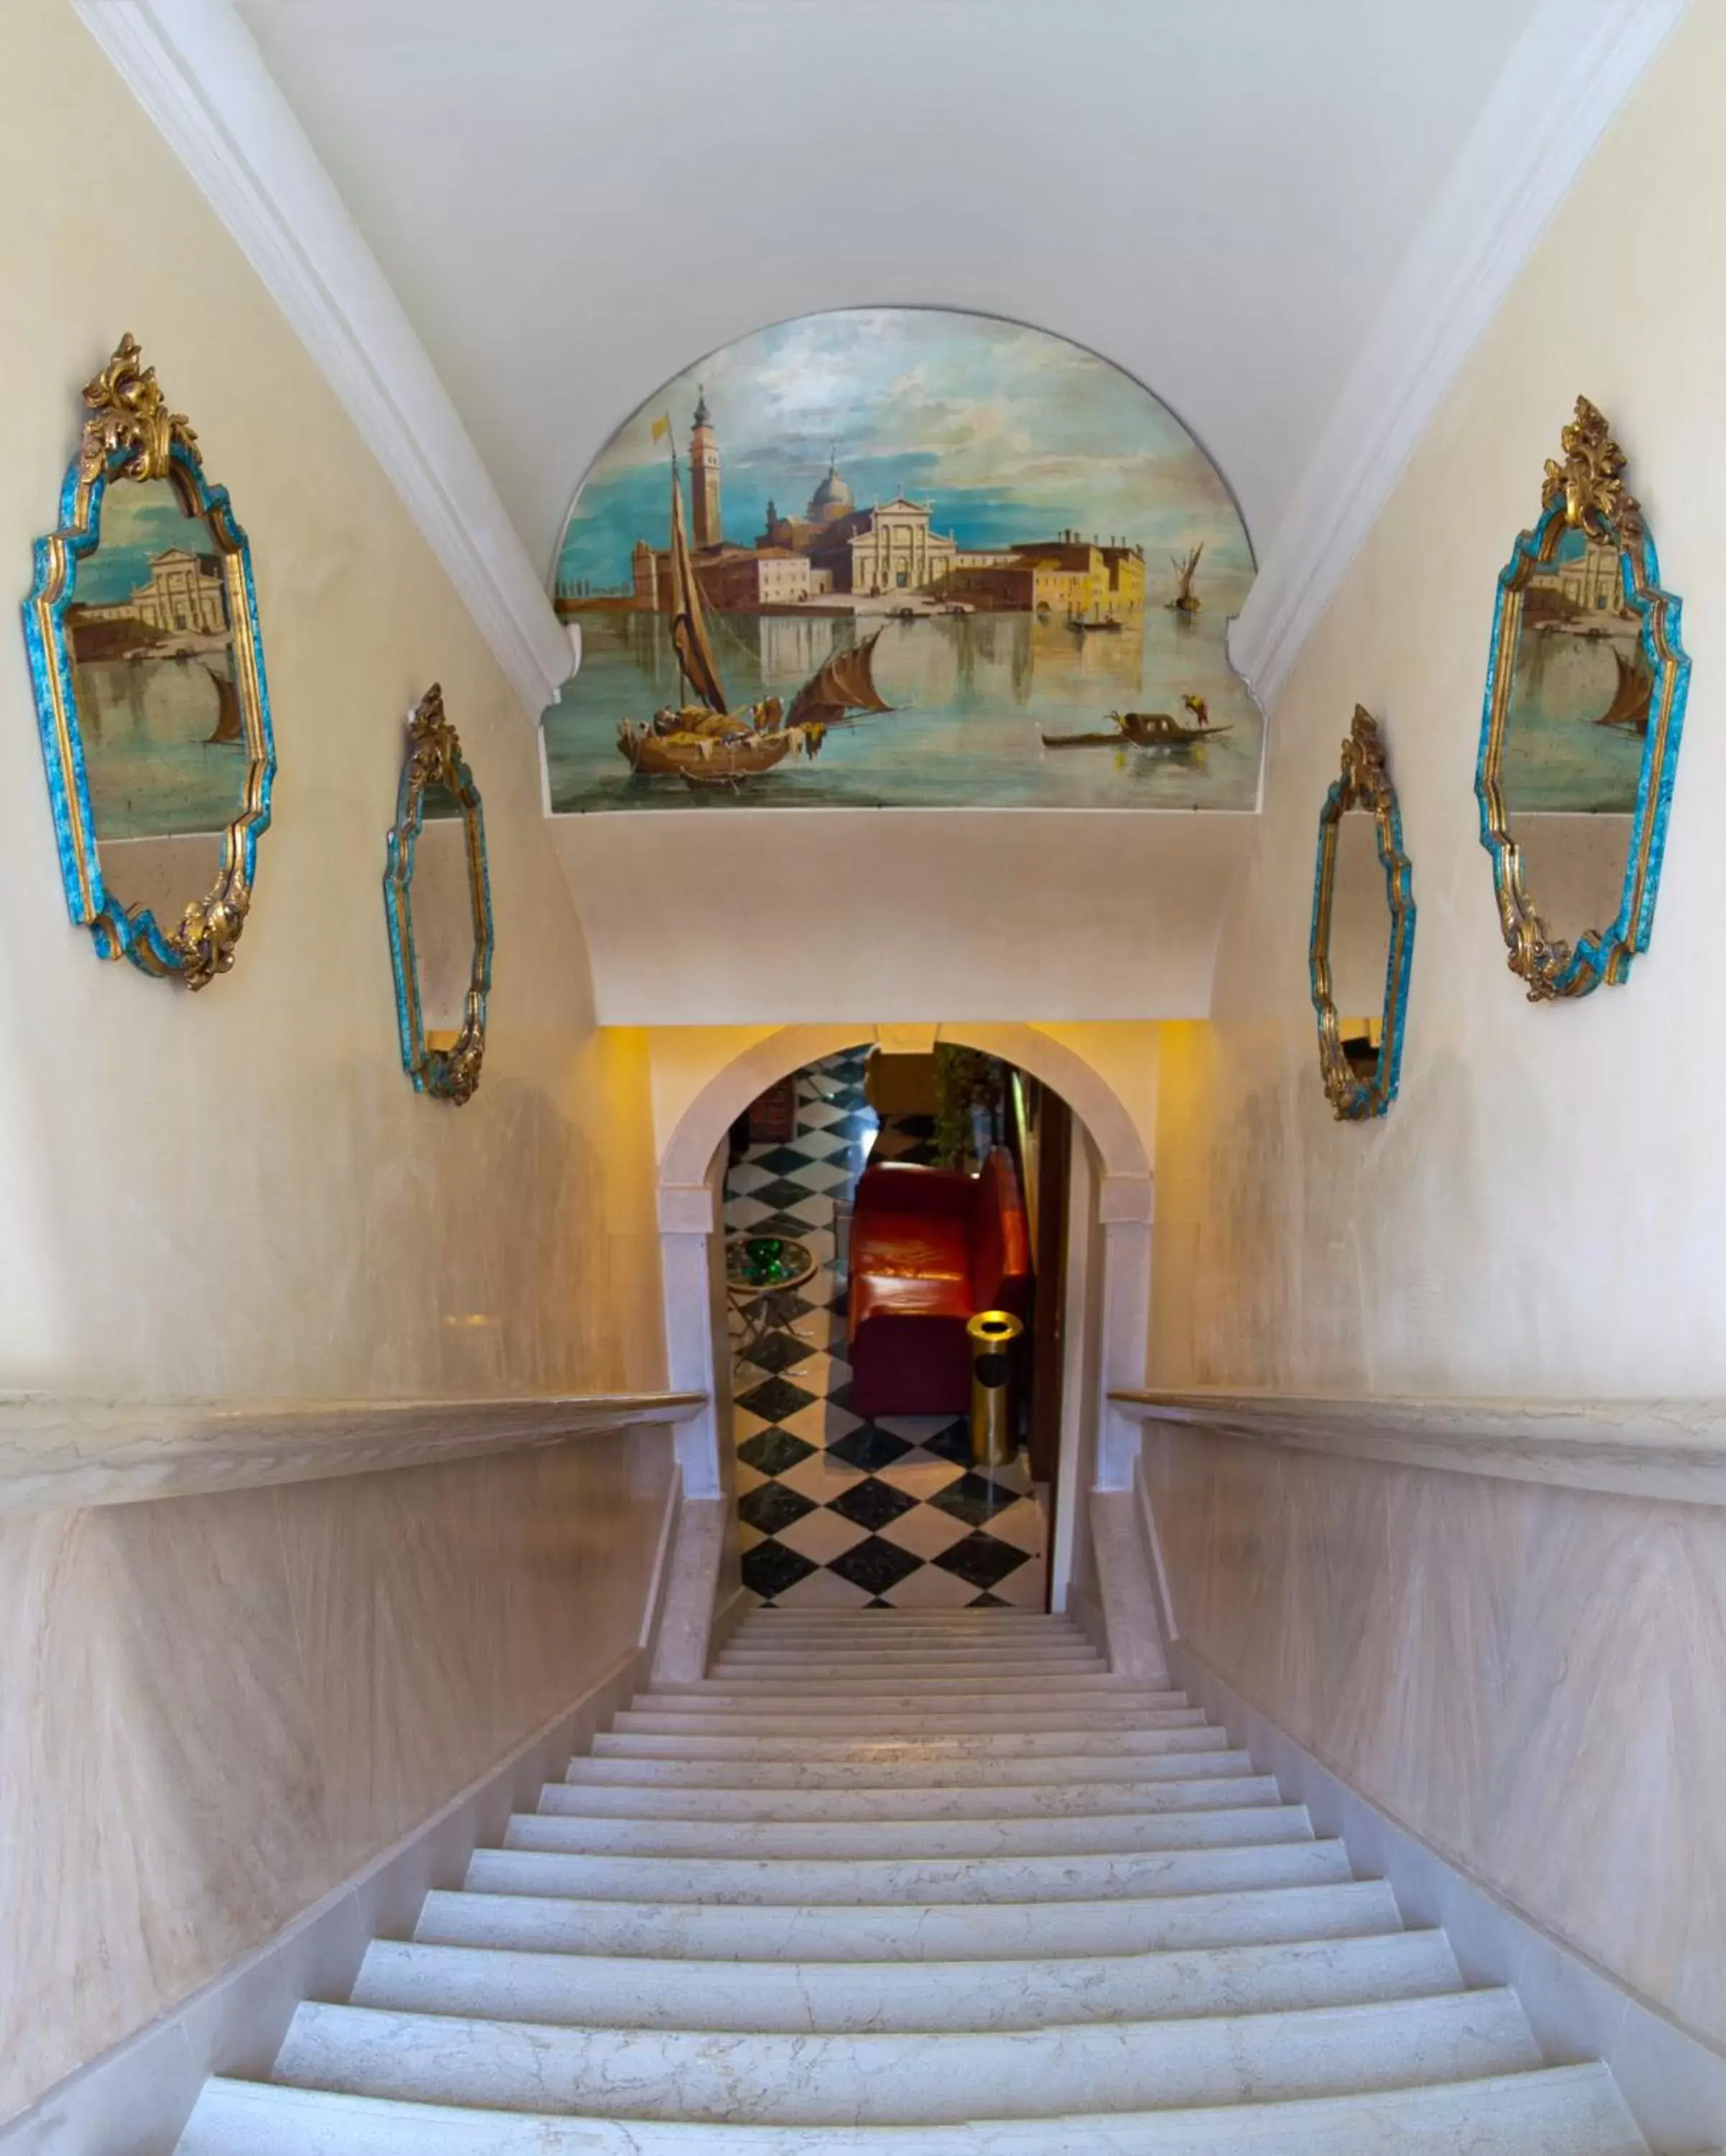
[0,1386,705,1514]
[1107,1383,1726,2139]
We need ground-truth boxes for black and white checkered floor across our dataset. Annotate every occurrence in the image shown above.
[726,1049,1048,1610]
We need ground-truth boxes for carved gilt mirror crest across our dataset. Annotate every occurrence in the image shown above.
[22,336,276,987]
[1475,397,1690,999]
[1309,706,1416,1120]
[383,685,494,1105]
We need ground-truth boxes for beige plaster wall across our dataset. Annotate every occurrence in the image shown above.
[0,3,677,2123]
[0,1425,676,2124]
[1143,9,1726,2052]
[0,0,664,1402]
[1153,6,1726,1398]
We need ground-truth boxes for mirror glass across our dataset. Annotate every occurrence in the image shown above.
[1498,528,1643,953]
[62,474,249,929]
[1327,808,1390,1084]
[408,778,475,1051]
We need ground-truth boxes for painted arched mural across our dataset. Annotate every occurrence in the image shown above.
[543,308,1260,811]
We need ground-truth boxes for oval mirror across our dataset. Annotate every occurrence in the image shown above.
[22,336,275,987]
[383,685,493,1105]
[1476,397,1689,998]
[1309,706,1415,1120]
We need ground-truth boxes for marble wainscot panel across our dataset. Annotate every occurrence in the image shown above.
[1134,1417,1726,2058]
[0,1424,677,2132]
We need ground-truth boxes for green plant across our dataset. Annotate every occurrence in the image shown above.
[933,1046,1004,1169]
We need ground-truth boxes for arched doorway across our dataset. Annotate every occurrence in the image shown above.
[656,1023,1153,1615]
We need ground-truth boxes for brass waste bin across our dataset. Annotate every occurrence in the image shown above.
[967,1309,1024,1469]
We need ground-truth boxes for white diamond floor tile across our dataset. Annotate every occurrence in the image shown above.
[872,1501,977,1561]
[770,1565,874,1610]
[775,1507,873,1565]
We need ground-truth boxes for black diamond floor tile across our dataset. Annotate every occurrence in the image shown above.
[928,1470,1021,1527]
[734,1374,819,1425]
[970,1590,1011,1607]
[751,1210,821,1237]
[827,1423,915,1473]
[828,1475,919,1534]
[750,1176,818,1212]
[920,1422,973,1465]
[828,1112,876,1141]
[829,1535,925,1597]
[754,1146,815,1177]
[735,1427,818,1477]
[744,1330,816,1376]
[737,1480,818,1537]
[742,1539,820,1601]
[932,1531,1030,1592]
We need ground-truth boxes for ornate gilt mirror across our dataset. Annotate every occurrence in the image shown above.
[1475,397,1689,998]
[1309,707,1416,1120]
[22,337,275,987]
[383,685,493,1105]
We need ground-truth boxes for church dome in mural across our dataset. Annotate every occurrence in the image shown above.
[547,306,1260,816]
[808,458,853,524]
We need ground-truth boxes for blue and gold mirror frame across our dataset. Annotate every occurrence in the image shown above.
[382,685,493,1105]
[1475,397,1690,1000]
[1309,706,1416,1120]
[21,336,275,987]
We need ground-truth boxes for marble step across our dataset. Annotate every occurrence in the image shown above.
[709,1656,1111,1680]
[505,1803,1311,1862]
[543,1772,1280,1822]
[352,1930,1463,2032]
[594,1726,1229,1762]
[631,1686,1190,1714]
[610,1706,1211,1737]
[464,1837,1352,1906]
[174,2064,1656,2156]
[415,1877,1408,1960]
[264,1989,1541,2122]
[734,1613,1073,1628]
[566,1749,1255,1791]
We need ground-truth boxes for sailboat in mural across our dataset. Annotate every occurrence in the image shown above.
[617,453,891,790]
[1168,543,1204,615]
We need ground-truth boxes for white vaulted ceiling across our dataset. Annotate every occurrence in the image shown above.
[234,0,1538,584]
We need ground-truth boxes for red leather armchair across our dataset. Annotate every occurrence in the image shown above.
[846,1148,1030,1418]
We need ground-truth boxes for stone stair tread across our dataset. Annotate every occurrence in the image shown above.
[171,1613,1648,2156]
[351,1930,1464,2030]
[709,1661,1112,1680]
[541,1773,1279,1820]
[263,1991,1543,2122]
[463,1838,1355,1904]
[610,1708,1210,1736]
[502,1802,1313,1861]
[173,2066,1656,2155]
[415,1879,1409,1960]
[594,1728,1227,1761]
[566,1750,1257,1789]
[640,1685,1181,1707]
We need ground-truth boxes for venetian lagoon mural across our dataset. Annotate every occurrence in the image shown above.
[543,308,1262,811]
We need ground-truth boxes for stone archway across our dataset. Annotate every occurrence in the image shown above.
[657,1023,1152,1504]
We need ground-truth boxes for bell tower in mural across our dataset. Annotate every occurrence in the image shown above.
[690,387,721,550]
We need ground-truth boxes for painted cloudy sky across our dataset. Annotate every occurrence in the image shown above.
[553,309,1255,595]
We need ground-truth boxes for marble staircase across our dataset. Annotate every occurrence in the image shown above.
[177,1610,1650,2153]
